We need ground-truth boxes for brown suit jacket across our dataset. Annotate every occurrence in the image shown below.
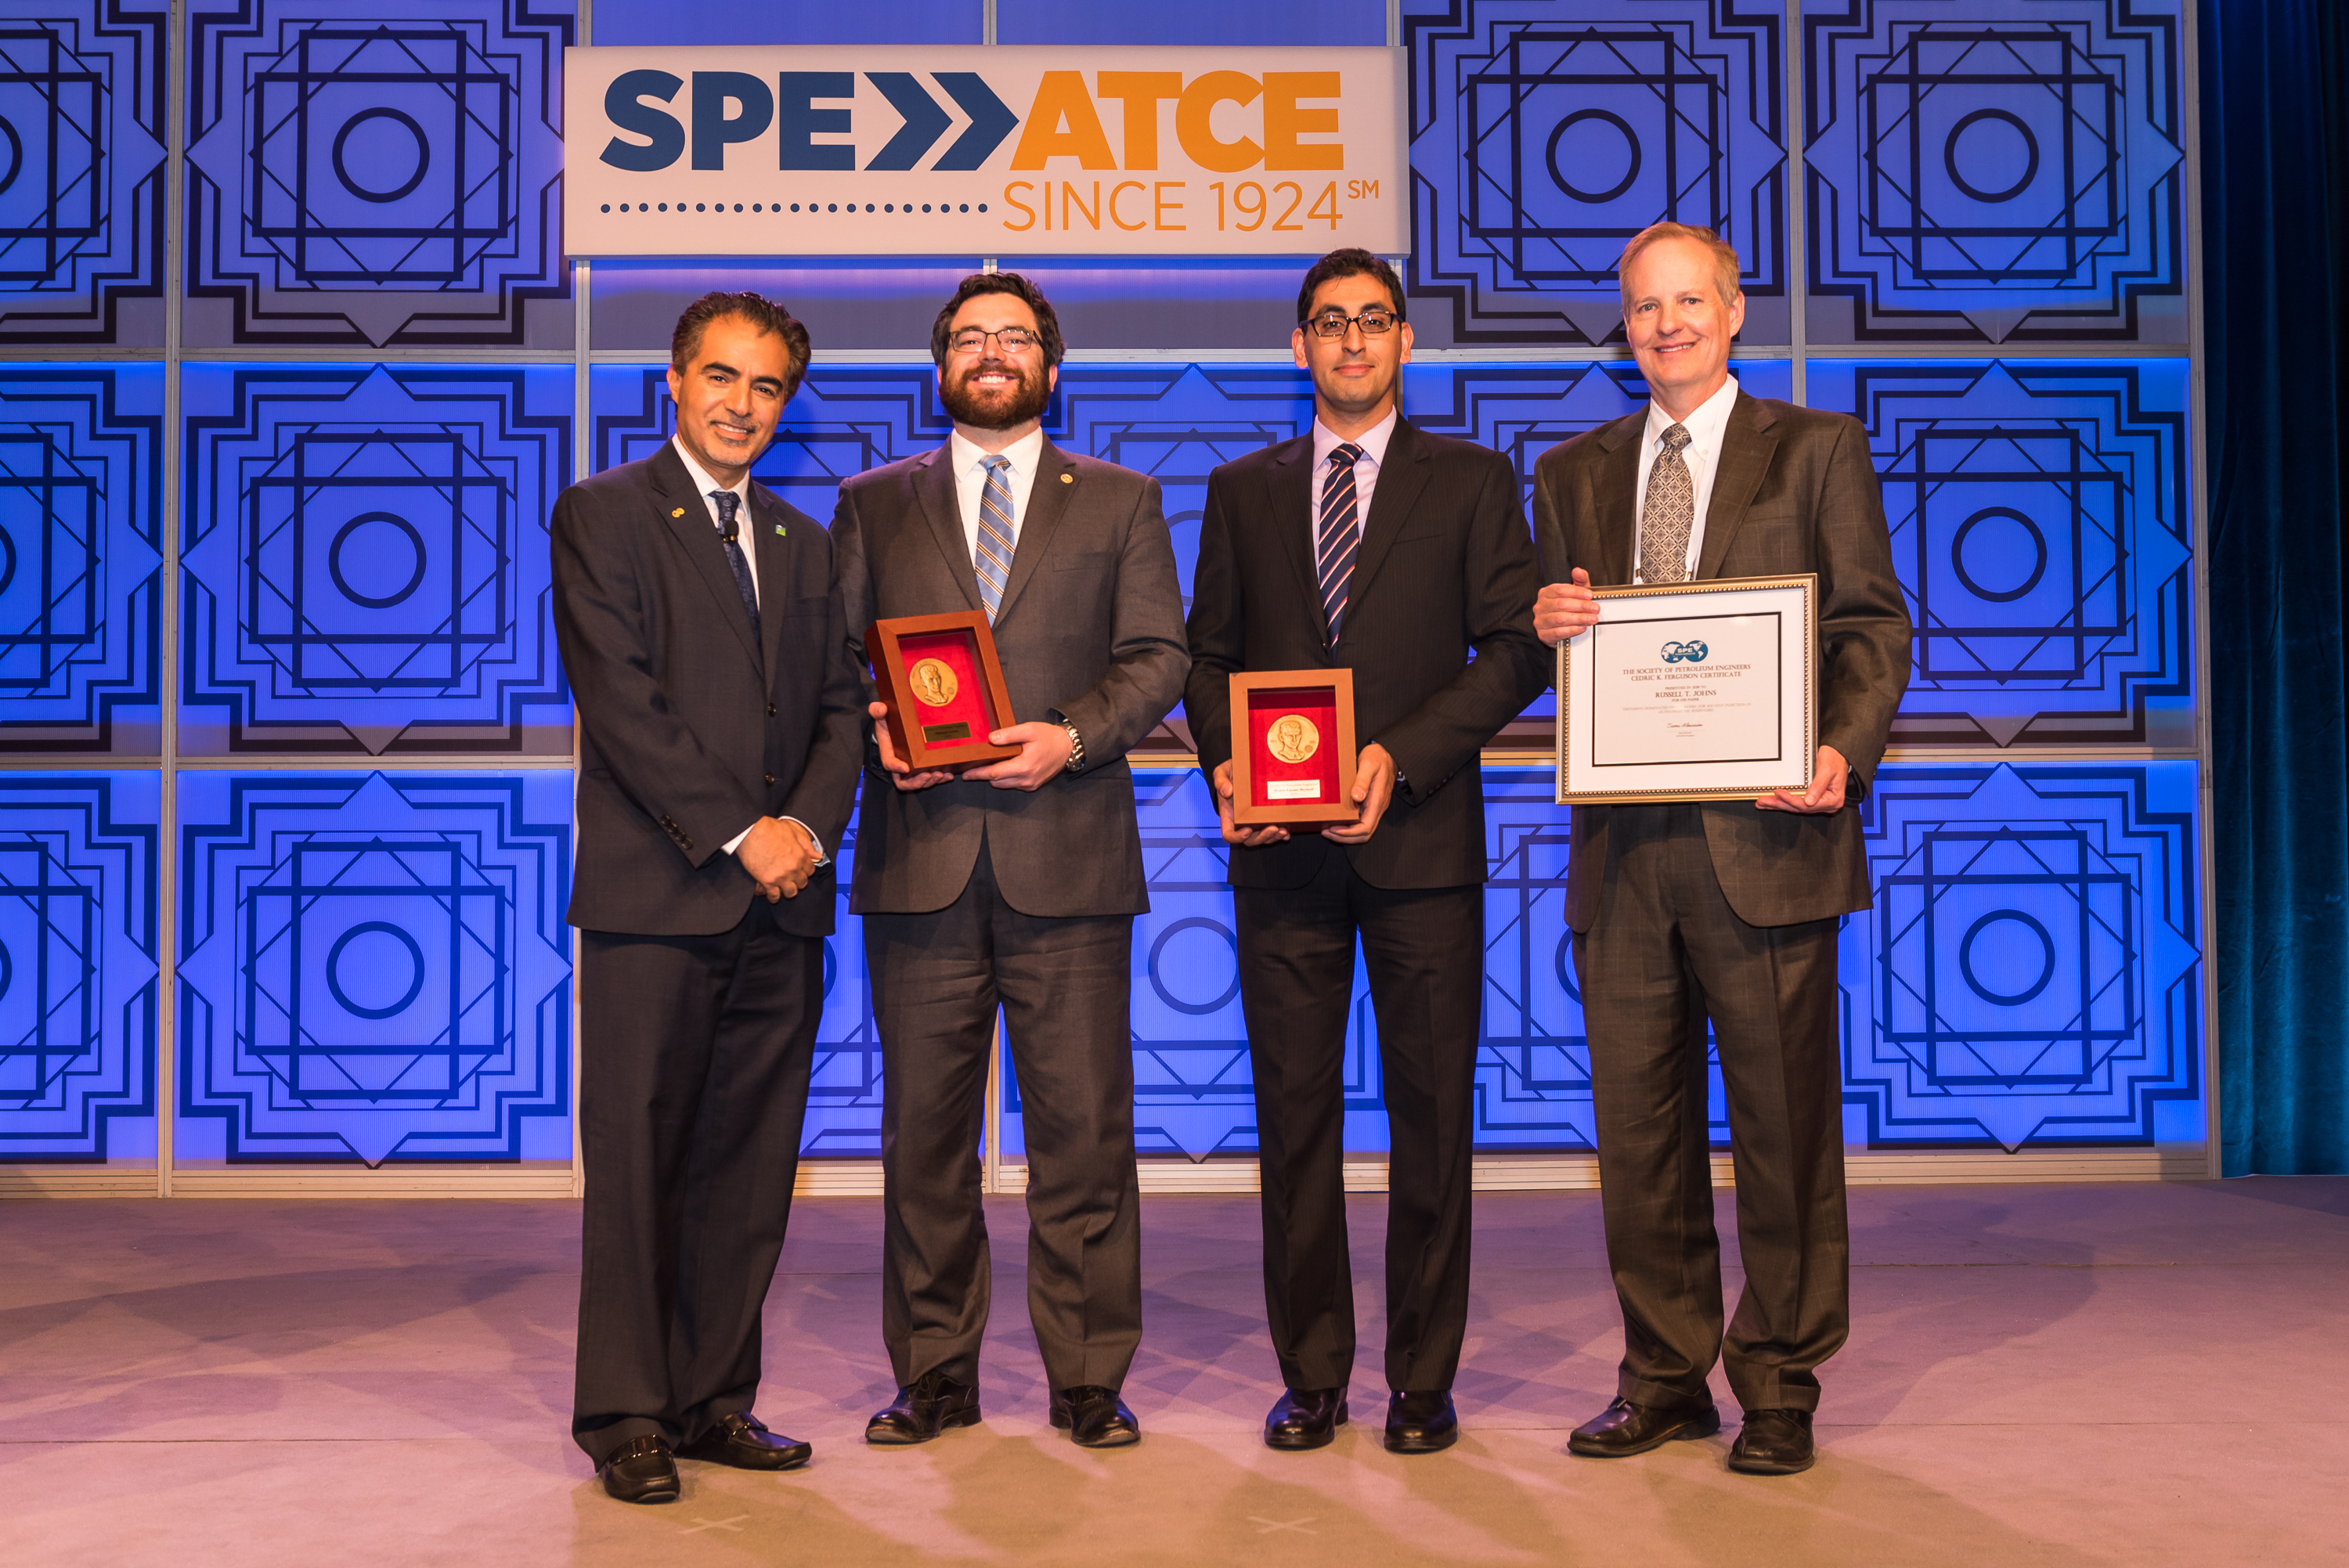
[832,438,1189,917]
[1533,391,1911,930]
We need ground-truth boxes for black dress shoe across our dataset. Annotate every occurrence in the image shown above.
[1384,1390,1458,1454]
[1567,1396,1722,1458]
[598,1434,680,1504]
[1049,1385,1140,1448]
[1264,1387,1348,1451]
[865,1371,981,1445]
[677,1411,811,1471]
[1728,1408,1815,1475]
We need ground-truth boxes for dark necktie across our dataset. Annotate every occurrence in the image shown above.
[710,489,762,647]
[1316,442,1366,640]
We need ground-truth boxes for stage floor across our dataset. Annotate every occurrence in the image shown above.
[5,1179,2343,1566]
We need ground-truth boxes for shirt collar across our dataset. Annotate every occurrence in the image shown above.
[669,436,748,512]
[950,426,1048,478]
[1644,373,1741,451]
[1312,406,1399,471]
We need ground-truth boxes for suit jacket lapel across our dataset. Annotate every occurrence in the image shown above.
[992,437,1074,623]
[750,485,792,676]
[912,445,984,614]
[1695,392,1780,581]
[650,445,762,667]
[1267,434,1322,640]
[1342,418,1434,622]
[1592,411,1642,586]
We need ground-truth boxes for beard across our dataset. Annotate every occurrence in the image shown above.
[940,358,1052,430]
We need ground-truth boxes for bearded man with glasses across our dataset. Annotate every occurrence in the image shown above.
[1185,249,1551,1454]
[832,272,1189,1450]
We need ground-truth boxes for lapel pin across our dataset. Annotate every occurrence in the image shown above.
[670,507,685,517]
[774,524,786,536]
[1059,472,1073,484]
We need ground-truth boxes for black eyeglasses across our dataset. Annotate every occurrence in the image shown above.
[948,326,1041,355]
[1301,306,1400,339]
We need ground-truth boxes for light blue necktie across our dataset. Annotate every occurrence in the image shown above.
[975,455,1015,622]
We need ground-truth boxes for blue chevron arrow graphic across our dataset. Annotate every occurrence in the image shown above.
[864,72,954,171]
[932,73,1019,171]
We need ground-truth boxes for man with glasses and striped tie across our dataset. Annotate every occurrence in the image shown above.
[832,272,1188,1451]
[1185,249,1552,1456]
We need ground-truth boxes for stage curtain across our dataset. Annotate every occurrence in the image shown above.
[2203,0,2349,1173]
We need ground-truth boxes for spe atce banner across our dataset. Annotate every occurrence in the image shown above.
[564,47,1405,257]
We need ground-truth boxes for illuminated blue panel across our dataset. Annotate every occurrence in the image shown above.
[590,0,982,45]
[997,0,1383,45]
[179,363,571,755]
[0,773,158,1161]
[0,366,164,753]
[182,0,573,348]
[806,813,880,1156]
[1811,359,2192,747]
[1845,762,2202,1148]
[1802,0,2187,343]
[175,770,572,1164]
[0,5,168,345]
[1402,0,1788,346]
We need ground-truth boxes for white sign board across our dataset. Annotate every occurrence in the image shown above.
[564,46,1406,257]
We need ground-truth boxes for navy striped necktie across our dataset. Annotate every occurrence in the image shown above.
[1315,442,1366,640]
[710,489,762,646]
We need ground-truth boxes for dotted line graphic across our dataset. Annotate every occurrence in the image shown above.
[598,201,990,215]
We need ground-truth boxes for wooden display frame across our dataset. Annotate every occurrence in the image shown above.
[1229,669,1360,827]
[866,609,1021,773]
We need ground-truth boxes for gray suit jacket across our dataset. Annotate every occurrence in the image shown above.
[1533,391,1911,930]
[832,438,1189,918]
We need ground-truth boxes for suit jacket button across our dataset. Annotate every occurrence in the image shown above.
[764,772,775,785]
[767,704,778,716]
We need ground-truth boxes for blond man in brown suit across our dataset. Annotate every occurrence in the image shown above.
[1532,224,1911,1476]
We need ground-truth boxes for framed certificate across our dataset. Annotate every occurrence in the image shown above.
[865,610,1021,773]
[1554,573,1817,806]
[1229,669,1360,827]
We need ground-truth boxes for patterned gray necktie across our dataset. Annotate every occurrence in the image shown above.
[1639,423,1695,584]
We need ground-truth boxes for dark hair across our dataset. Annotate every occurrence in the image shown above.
[1296,248,1406,325]
[929,272,1066,368]
[669,291,813,398]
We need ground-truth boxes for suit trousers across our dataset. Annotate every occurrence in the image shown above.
[1574,803,1849,1414]
[572,904,821,1465]
[1234,852,1482,1393]
[864,834,1142,1394]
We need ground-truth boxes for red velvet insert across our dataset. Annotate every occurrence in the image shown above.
[896,629,999,744]
[1246,686,1341,809]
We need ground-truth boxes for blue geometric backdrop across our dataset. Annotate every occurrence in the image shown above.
[184,0,574,346]
[175,770,571,1163]
[0,772,158,1161]
[0,365,164,752]
[1803,0,2188,342]
[1403,0,1790,345]
[1812,358,2192,746]
[0,3,169,345]
[180,363,572,754]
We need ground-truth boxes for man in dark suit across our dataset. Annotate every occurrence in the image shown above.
[832,272,1188,1450]
[553,293,864,1503]
[1532,224,1911,1476]
[1185,249,1552,1455]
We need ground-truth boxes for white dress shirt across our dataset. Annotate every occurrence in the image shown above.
[668,438,822,862]
[1308,407,1398,539]
[671,436,759,604]
[1632,373,1741,583]
[950,427,1047,558]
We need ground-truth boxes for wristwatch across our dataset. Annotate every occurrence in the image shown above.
[1060,721,1085,773]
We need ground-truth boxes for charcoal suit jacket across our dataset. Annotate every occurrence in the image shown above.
[1185,417,1553,892]
[551,442,865,939]
[832,437,1189,918]
[1532,391,1912,931]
